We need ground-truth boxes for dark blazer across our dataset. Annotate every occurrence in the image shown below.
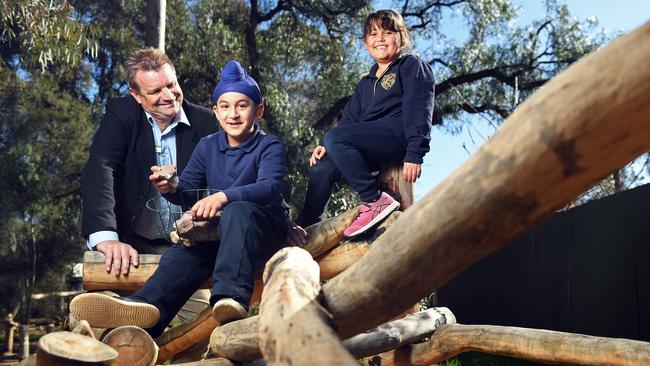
[81,95,219,242]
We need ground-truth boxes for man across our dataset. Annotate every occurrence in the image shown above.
[80,48,219,361]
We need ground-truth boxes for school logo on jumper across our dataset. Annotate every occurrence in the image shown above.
[381,73,396,90]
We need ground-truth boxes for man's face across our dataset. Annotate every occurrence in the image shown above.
[130,63,183,125]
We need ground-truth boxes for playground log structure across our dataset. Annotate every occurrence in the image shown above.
[38,21,650,365]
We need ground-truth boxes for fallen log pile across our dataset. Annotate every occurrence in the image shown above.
[43,21,650,366]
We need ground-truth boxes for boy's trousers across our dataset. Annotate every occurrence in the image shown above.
[135,201,288,337]
[301,118,407,227]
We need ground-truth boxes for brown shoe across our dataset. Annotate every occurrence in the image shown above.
[211,298,246,325]
[70,293,159,329]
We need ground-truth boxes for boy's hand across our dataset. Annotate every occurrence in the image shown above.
[192,192,228,220]
[149,165,177,193]
[309,145,327,166]
[403,162,422,183]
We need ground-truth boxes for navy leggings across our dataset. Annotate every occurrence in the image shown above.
[300,119,406,227]
[135,201,288,337]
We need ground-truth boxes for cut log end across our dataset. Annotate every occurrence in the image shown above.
[101,326,158,366]
[37,331,117,365]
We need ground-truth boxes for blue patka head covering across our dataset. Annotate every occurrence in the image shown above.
[212,60,261,105]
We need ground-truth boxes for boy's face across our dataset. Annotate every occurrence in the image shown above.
[364,22,401,65]
[213,92,264,146]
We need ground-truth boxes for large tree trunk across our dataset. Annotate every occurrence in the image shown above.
[258,247,357,366]
[321,21,650,339]
[144,0,166,51]
[365,324,650,366]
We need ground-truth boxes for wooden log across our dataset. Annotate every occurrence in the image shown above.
[258,247,357,366]
[166,358,237,366]
[211,212,401,362]
[82,206,359,292]
[379,162,414,210]
[212,307,453,362]
[36,331,117,366]
[101,326,158,366]
[320,22,650,339]
[209,316,260,362]
[343,307,455,359]
[82,251,211,292]
[155,306,217,364]
[366,323,650,366]
[317,211,400,279]
[82,207,363,364]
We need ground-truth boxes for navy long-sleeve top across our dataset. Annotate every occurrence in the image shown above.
[340,54,435,164]
[166,125,286,216]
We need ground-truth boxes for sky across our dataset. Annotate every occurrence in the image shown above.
[392,0,650,200]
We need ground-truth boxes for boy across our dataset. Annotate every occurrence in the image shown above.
[70,60,288,337]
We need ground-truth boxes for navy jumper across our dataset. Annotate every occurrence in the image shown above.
[135,125,288,337]
[301,54,435,226]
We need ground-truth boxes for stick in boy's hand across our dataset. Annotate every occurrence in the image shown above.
[149,165,178,193]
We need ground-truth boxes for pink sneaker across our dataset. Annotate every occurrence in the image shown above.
[344,192,400,237]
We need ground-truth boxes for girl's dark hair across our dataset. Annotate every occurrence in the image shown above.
[363,9,411,51]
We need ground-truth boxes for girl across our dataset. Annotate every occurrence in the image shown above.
[301,9,435,237]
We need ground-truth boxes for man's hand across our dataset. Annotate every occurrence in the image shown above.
[95,240,139,276]
[309,145,327,166]
[285,219,308,246]
[403,162,422,183]
[191,192,228,220]
[149,165,177,193]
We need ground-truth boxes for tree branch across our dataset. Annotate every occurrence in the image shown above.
[258,0,290,22]
[313,95,351,130]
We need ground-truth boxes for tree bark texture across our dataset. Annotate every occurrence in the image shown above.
[365,323,650,366]
[212,307,455,362]
[320,22,650,339]
[343,307,455,359]
[379,162,414,210]
[258,247,357,366]
[316,211,399,279]
[144,0,166,51]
